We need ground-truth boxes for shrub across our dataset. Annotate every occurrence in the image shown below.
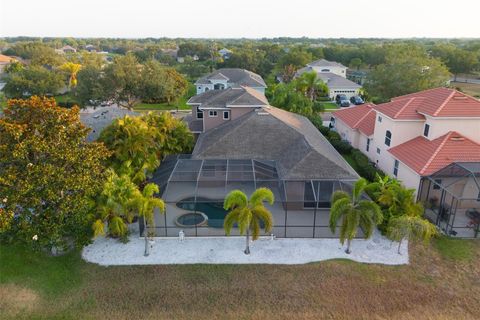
[312,101,325,113]
[330,139,353,154]
[327,130,341,141]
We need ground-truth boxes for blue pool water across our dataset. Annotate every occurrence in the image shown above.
[176,197,227,228]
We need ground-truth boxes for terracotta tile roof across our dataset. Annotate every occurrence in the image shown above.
[332,103,377,136]
[388,131,480,176]
[376,87,480,119]
[0,54,15,63]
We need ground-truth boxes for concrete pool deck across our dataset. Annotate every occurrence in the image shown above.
[82,230,409,266]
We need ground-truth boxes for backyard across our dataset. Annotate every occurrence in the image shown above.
[0,238,478,320]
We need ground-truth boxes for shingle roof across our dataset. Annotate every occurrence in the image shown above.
[195,68,267,88]
[377,87,480,119]
[296,67,360,89]
[80,106,138,142]
[187,86,268,109]
[192,106,358,180]
[388,131,480,176]
[307,59,346,68]
[333,103,377,136]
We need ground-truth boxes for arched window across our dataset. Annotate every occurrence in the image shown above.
[204,87,209,92]
[385,130,392,146]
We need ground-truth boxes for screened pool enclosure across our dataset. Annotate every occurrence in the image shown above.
[144,155,358,238]
[418,162,480,238]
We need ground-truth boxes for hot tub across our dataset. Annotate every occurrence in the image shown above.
[175,212,208,228]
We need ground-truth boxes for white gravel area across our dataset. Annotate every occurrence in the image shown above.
[82,230,408,266]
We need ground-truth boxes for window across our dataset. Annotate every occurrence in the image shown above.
[433,179,442,190]
[197,86,201,90]
[477,191,480,202]
[204,87,209,92]
[424,124,430,137]
[223,111,230,120]
[376,147,381,154]
[385,130,392,146]
[208,110,218,117]
[378,116,382,123]
[214,83,225,90]
[366,138,370,152]
[393,160,399,177]
[196,107,203,119]
[321,69,330,72]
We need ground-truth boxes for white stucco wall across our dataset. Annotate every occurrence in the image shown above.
[423,116,480,142]
[329,88,359,100]
[310,65,347,78]
[334,118,359,147]
[394,161,422,191]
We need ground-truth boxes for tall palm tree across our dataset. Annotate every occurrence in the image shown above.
[388,215,437,254]
[132,183,165,256]
[297,71,328,101]
[60,62,82,88]
[330,178,383,254]
[223,188,274,255]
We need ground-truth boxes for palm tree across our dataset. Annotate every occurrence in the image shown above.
[297,71,328,101]
[60,62,82,88]
[388,215,437,254]
[329,178,383,254]
[223,188,274,255]
[132,183,165,256]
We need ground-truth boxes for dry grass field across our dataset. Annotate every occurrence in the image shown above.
[0,237,479,320]
[451,81,480,98]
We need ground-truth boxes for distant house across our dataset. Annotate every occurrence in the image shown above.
[218,48,232,60]
[195,68,267,95]
[185,86,269,134]
[85,44,96,52]
[161,48,179,59]
[0,54,16,74]
[296,59,361,100]
[56,45,77,54]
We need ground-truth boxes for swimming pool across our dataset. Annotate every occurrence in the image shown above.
[176,197,227,228]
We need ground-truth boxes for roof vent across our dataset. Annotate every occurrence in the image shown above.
[256,111,270,116]
[450,136,465,141]
[453,96,468,100]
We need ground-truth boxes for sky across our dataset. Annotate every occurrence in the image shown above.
[1,0,479,39]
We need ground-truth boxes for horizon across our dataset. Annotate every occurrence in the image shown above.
[1,0,479,39]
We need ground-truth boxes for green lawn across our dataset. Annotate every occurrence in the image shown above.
[1,237,479,319]
[321,102,338,110]
[133,83,196,111]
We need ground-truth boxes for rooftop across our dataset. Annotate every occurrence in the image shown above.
[187,86,268,109]
[80,105,138,141]
[192,106,358,180]
[307,59,346,68]
[388,131,480,176]
[296,67,361,89]
[376,87,480,119]
[333,104,377,136]
[195,68,267,88]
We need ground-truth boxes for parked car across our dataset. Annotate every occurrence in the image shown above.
[350,96,364,105]
[339,100,351,108]
[335,94,348,104]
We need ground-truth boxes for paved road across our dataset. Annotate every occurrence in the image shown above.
[452,76,480,84]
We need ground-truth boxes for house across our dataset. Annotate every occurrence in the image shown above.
[85,44,96,52]
[218,48,232,60]
[161,48,179,59]
[56,45,77,54]
[80,105,138,142]
[332,87,480,238]
[0,54,16,74]
[149,105,359,238]
[195,68,267,95]
[185,86,269,134]
[296,59,361,100]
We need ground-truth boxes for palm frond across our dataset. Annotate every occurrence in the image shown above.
[224,190,248,210]
[223,208,241,235]
[249,187,274,207]
[252,205,274,233]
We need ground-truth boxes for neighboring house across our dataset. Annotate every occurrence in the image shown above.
[195,68,267,95]
[85,44,96,52]
[185,86,269,134]
[56,45,77,54]
[149,105,359,238]
[161,48,179,59]
[296,59,361,100]
[80,105,138,142]
[0,54,16,74]
[332,87,480,238]
[218,48,232,60]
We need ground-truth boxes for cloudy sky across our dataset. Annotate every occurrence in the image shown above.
[0,0,479,38]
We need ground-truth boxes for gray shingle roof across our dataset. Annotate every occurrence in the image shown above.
[192,106,358,180]
[307,59,346,68]
[187,86,268,109]
[195,68,267,88]
[297,67,361,89]
[80,106,138,141]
